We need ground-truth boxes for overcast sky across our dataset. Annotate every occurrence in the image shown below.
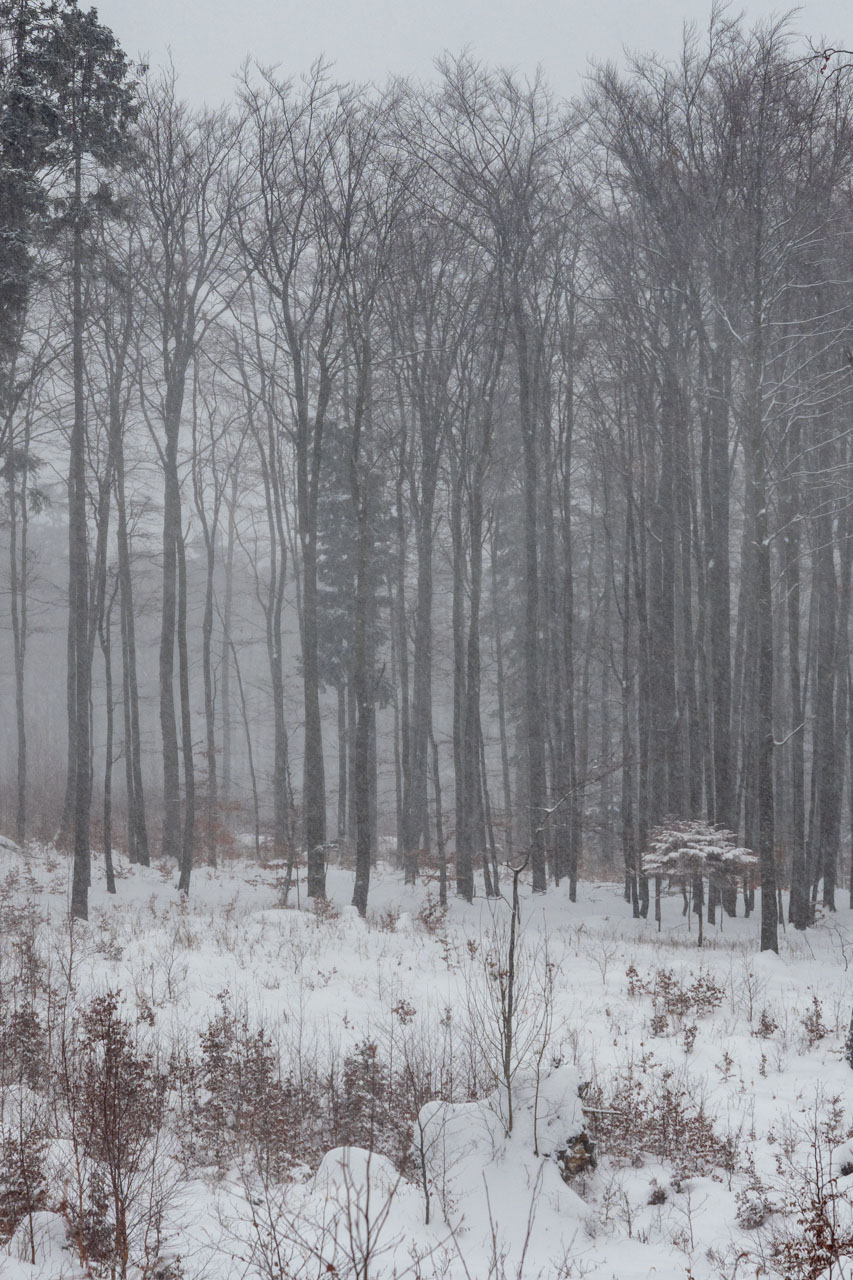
[94,0,849,106]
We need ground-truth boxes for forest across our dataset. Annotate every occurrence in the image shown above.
[2,1,853,958]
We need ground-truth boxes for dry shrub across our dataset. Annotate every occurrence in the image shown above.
[0,1114,47,1249]
[312,895,340,925]
[63,991,172,1275]
[586,1051,737,1179]
[754,1007,779,1039]
[627,964,723,1022]
[0,1003,46,1091]
[189,993,307,1178]
[187,997,429,1182]
[417,894,447,935]
[800,995,828,1050]
[771,1164,853,1279]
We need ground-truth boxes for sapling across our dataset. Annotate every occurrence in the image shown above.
[462,851,558,1142]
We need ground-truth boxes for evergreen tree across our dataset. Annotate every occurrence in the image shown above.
[42,1,137,917]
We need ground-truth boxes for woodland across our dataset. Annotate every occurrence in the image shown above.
[1,2,853,958]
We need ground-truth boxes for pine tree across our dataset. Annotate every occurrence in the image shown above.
[42,2,137,917]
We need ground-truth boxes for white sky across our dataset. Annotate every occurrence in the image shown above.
[94,0,850,107]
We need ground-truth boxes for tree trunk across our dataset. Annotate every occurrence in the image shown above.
[116,437,149,866]
[176,532,195,894]
[69,158,92,921]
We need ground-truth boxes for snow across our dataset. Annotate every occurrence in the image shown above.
[4,1214,82,1279]
[0,840,852,1279]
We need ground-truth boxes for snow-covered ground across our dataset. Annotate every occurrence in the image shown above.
[0,842,851,1279]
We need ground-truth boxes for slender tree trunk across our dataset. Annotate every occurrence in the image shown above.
[491,526,513,858]
[177,532,195,894]
[745,257,777,953]
[451,460,472,901]
[350,483,374,916]
[69,157,92,921]
[393,457,411,873]
[514,294,546,891]
[337,683,348,841]
[228,636,260,862]
[201,523,217,866]
[116,439,149,866]
[220,474,237,807]
[302,524,327,895]
[430,730,447,908]
[404,444,438,873]
[100,581,117,895]
[7,414,28,844]
[621,495,639,917]
[781,419,806,927]
[159,426,182,863]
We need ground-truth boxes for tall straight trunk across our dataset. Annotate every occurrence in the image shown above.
[463,469,493,896]
[744,248,777,952]
[296,368,335,900]
[302,525,327,895]
[337,683,348,841]
[195,457,219,867]
[735,523,755,849]
[69,157,92,921]
[573,532,595,898]
[393,458,411,872]
[368,708,378,862]
[116,438,149,866]
[559,287,579,893]
[201,536,217,865]
[599,583,614,867]
[491,527,514,859]
[513,294,546,891]
[159,428,182,862]
[809,508,836,904]
[630,424,651,917]
[99,582,117,895]
[430,730,447,908]
[249,400,292,872]
[403,431,439,870]
[676,405,702,820]
[648,363,679,824]
[707,317,734,832]
[350,357,374,918]
[621,498,639,917]
[176,532,195,893]
[848,665,853,910]
[781,422,806,926]
[191,374,222,868]
[268,586,291,862]
[819,508,852,909]
[220,474,237,807]
[543,427,565,885]
[451,461,472,901]
[7,412,28,844]
[347,678,357,843]
[228,635,260,860]
[390,582,403,867]
[60,527,76,849]
[755,492,777,951]
[479,721,500,894]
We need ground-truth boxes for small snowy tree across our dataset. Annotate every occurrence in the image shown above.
[643,820,758,945]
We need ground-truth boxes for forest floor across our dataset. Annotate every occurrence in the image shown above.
[0,841,852,1280]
